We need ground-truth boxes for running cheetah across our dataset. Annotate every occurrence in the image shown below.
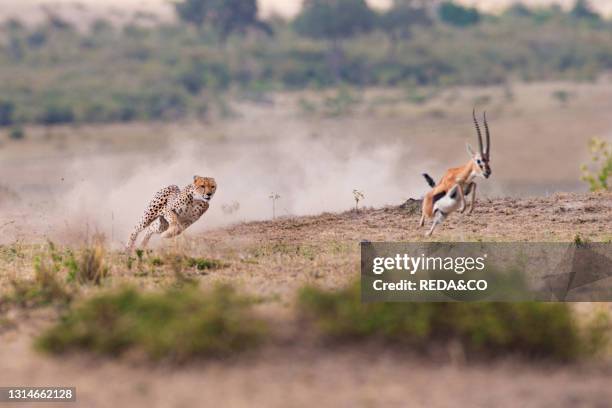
[126,176,217,251]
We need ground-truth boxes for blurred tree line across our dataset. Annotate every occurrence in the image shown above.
[0,0,608,126]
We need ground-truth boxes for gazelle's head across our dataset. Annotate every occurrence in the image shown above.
[466,109,491,179]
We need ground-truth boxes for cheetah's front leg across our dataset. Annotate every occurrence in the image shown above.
[160,209,184,239]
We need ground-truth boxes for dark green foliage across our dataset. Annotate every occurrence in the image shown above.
[298,282,609,360]
[174,0,208,28]
[0,4,612,125]
[26,29,47,48]
[570,0,600,21]
[90,19,114,36]
[438,1,480,27]
[0,100,15,126]
[378,1,431,57]
[185,257,226,271]
[8,126,25,140]
[176,58,231,94]
[174,0,271,40]
[294,0,376,40]
[39,103,75,125]
[503,3,534,19]
[36,285,267,362]
[379,1,431,38]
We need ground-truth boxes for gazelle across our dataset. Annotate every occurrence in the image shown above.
[419,109,492,236]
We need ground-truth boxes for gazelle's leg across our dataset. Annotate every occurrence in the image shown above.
[468,183,477,214]
[426,211,445,237]
[457,184,467,213]
[420,193,433,227]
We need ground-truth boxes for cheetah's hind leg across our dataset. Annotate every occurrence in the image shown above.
[125,185,180,252]
[140,217,169,249]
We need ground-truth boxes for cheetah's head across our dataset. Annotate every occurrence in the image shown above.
[193,175,217,202]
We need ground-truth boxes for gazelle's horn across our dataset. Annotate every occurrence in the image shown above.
[472,108,484,155]
[484,111,490,159]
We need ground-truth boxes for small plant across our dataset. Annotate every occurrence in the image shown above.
[9,126,25,140]
[185,256,226,271]
[36,284,267,362]
[66,246,108,285]
[405,88,431,105]
[581,137,611,191]
[573,233,590,246]
[352,189,365,211]
[269,192,280,220]
[298,97,317,116]
[150,257,164,267]
[323,87,360,117]
[552,90,571,106]
[135,249,144,261]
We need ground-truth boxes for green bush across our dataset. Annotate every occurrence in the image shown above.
[39,103,75,125]
[8,126,25,140]
[0,100,15,126]
[581,137,612,191]
[298,282,608,360]
[439,2,481,27]
[294,0,376,41]
[9,256,72,307]
[185,257,226,271]
[36,284,267,362]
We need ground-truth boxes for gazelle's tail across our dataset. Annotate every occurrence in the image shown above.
[422,173,436,188]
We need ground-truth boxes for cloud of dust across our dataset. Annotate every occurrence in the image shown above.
[45,132,430,246]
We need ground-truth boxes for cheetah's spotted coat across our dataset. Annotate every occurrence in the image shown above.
[126,176,217,251]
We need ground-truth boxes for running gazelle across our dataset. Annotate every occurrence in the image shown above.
[419,109,492,236]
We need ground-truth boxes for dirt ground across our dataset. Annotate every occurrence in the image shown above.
[1,192,612,408]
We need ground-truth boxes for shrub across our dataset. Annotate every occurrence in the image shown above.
[9,257,72,307]
[0,100,15,126]
[570,0,600,21]
[439,2,481,27]
[9,126,25,140]
[298,282,608,360]
[294,0,376,41]
[39,103,75,125]
[36,284,267,362]
[552,89,571,105]
[185,256,226,271]
[581,137,612,191]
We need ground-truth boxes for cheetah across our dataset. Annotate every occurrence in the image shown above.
[126,176,217,251]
